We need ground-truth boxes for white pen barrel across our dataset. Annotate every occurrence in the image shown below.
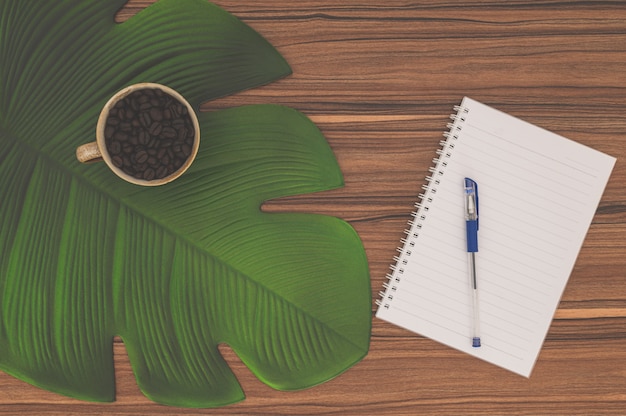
[469,252,481,347]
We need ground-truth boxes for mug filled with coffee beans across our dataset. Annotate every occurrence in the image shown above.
[76,83,200,186]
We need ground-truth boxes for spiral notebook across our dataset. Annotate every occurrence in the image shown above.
[376,97,615,377]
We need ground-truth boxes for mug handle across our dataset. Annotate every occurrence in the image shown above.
[76,142,103,163]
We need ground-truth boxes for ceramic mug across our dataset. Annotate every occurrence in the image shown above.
[76,83,200,186]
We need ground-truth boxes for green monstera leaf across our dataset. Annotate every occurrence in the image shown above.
[0,0,371,408]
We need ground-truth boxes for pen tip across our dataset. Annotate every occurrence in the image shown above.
[472,337,481,348]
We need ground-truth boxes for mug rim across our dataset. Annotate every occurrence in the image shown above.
[96,82,200,186]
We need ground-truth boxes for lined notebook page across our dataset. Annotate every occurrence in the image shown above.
[376,97,616,377]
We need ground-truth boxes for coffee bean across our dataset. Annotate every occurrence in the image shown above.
[143,168,155,180]
[109,141,121,155]
[156,165,168,178]
[107,117,120,126]
[159,139,173,148]
[138,130,148,145]
[104,125,115,140]
[177,128,187,141]
[148,122,162,136]
[113,131,128,141]
[135,150,148,164]
[161,127,177,139]
[150,108,163,122]
[140,112,151,128]
[112,155,123,167]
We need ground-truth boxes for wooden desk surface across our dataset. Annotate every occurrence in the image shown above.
[2,1,625,414]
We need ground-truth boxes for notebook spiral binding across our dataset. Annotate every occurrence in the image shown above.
[376,103,470,310]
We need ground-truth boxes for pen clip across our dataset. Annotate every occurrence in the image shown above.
[464,177,479,229]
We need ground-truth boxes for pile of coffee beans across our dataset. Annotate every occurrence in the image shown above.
[104,87,196,181]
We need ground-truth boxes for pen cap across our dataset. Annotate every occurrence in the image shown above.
[463,178,479,223]
[464,177,479,252]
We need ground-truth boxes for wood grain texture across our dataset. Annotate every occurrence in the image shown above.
[2,1,626,414]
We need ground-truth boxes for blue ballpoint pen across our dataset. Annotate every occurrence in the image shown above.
[464,178,481,348]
